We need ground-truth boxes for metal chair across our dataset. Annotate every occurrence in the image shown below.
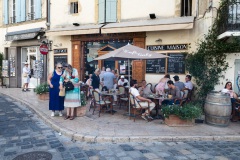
[118,85,129,109]
[129,93,150,122]
[92,90,112,117]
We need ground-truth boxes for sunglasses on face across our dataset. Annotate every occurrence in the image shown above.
[58,67,63,69]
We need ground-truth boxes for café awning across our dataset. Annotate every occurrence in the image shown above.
[101,16,194,33]
[46,24,104,36]
[5,27,45,41]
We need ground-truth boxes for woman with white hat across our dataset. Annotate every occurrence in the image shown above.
[22,62,31,92]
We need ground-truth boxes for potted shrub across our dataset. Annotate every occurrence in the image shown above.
[75,91,87,117]
[34,83,50,100]
[161,102,202,127]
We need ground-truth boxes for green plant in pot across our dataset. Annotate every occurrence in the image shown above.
[80,91,86,106]
[34,83,49,94]
[161,102,203,121]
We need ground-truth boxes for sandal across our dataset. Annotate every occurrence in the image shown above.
[64,116,70,120]
[69,116,74,120]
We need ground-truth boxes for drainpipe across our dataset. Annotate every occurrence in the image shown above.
[46,0,51,30]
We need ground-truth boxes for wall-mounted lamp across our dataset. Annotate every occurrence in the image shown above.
[73,23,80,26]
[155,38,162,43]
[149,13,156,19]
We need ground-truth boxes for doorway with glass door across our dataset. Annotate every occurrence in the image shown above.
[21,47,41,88]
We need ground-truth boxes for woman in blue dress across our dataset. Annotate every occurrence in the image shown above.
[47,63,64,117]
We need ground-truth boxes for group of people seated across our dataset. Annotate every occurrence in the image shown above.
[129,74,194,121]
[137,74,194,105]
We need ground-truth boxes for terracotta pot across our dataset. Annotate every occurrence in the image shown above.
[74,106,87,117]
[37,92,49,100]
[164,115,194,127]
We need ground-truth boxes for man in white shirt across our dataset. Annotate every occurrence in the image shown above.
[129,79,155,121]
[184,75,193,90]
[118,75,129,86]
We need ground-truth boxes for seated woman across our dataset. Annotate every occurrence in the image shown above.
[221,81,238,100]
[221,81,239,121]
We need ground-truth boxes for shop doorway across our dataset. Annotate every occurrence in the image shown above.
[21,46,41,88]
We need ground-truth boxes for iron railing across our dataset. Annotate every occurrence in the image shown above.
[27,12,35,20]
[219,0,240,34]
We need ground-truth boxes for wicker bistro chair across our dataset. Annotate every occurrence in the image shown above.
[92,90,112,117]
[129,93,150,122]
[118,85,129,109]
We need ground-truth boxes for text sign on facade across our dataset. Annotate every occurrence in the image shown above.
[147,44,188,51]
[54,48,68,54]
[6,33,37,41]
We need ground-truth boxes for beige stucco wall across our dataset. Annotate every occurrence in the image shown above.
[214,53,240,93]
[50,0,95,28]
[121,0,176,20]
[48,36,72,72]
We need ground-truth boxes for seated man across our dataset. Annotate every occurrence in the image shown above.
[129,79,155,121]
[173,75,185,91]
[162,80,181,105]
[138,80,152,98]
[184,75,193,90]
[118,75,129,86]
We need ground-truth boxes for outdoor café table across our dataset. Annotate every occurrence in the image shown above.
[101,91,124,113]
[147,94,171,119]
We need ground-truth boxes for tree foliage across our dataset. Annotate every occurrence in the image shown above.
[186,0,240,101]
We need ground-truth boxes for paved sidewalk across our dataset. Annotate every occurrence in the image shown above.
[1,88,240,143]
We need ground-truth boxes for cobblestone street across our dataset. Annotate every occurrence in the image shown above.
[0,94,240,160]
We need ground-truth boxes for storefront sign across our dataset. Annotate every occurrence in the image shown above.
[54,48,67,54]
[6,33,37,41]
[39,44,49,55]
[147,44,188,51]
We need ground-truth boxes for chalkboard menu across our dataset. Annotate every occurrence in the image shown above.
[146,58,166,73]
[167,53,185,74]
[54,55,68,65]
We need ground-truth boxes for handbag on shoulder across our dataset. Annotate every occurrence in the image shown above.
[63,81,74,91]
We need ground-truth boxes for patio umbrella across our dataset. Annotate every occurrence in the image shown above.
[94,44,168,115]
[95,44,168,60]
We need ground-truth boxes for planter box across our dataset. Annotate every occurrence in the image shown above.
[37,92,49,100]
[164,115,194,127]
[74,106,87,117]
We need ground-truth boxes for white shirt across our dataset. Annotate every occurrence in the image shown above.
[118,79,129,86]
[129,87,140,101]
[184,81,193,90]
[23,66,30,75]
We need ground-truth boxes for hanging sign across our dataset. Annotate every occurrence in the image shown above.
[39,44,49,55]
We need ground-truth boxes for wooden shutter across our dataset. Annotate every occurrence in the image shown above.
[35,0,42,19]
[16,0,21,23]
[98,0,105,23]
[4,0,9,24]
[106,0,117,22]
[132,38,146,84]
[72,41,81,79]
[20,0,26,22]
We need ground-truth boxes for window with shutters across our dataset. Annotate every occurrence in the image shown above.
[98,0,117,24]
[26,0,35,20]
[181,0,192,16]
[70,2,79,14]
[9,0,16,23]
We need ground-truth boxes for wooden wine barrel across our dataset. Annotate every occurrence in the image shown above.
[204,91,232,127]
